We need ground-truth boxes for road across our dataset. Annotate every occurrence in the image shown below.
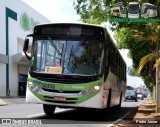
[0,97,145,126]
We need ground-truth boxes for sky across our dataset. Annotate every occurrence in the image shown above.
[22,0,80,23]
[22,0,145,87]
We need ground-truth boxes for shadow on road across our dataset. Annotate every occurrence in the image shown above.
[31,106,137,123]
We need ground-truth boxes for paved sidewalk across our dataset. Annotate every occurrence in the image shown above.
[0,99,8,106]
[0,96,25,106]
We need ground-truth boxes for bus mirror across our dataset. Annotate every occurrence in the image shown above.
[23,39,29,52]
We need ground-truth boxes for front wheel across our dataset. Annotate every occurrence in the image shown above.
[43,104,56,116]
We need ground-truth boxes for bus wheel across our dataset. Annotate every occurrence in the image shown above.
[116,91,122,110]
[43,104,56,116]
[107,89,111,108]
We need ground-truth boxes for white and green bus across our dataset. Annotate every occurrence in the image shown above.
[23,23,126,116]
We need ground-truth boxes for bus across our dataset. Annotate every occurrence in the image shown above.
[111,2,126,18]
[141,3,158,18]
[23,23,127,116]
[128,2,140,18]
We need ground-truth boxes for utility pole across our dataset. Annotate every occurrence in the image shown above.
[153,85,156,101]
[156,39,160,113]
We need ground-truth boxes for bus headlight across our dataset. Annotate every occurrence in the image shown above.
[94,85,100,91]
[27,81,41,93]
[28,81,32,87]
[81,84,102,96]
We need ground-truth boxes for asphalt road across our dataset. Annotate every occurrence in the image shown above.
[0,97,145,126]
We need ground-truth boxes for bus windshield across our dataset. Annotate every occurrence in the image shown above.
[128,4,139,14]
[141,6,147,14]
[121,7,126,14]
[30,38,104,76]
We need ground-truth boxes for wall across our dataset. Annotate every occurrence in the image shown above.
[0,0,50,96]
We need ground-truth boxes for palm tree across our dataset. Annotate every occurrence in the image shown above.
[133,23,160,75]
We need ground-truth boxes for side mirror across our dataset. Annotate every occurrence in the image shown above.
[23,34,33,60]
[23,38,29,52]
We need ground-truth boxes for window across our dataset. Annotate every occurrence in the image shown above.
[113,9,120,13]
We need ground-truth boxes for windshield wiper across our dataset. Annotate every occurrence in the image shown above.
[48,37,62,55]
[70,38,86,56]
[67,38,86,67]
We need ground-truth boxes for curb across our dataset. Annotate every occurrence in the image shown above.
[106,107,138,127]
[0,96,25,99]
[107,99,147,127]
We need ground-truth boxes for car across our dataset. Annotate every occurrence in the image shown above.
[124,90,138,102]
[135,89,144,100]
[142,88,148,98]
[136,92,144,100]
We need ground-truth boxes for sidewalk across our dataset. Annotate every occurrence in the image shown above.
[0,98,8,106]
[0,96,25,106]
[112,98,160,127]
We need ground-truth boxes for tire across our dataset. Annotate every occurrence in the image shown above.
[43,104,56,116]
[101,89,111,115]
[116,91,122,110]
[135,99,137,102]
[107,89,111,108]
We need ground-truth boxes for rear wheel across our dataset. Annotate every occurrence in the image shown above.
[107,89,111,108]
[43,104,56,116]
[116,91,122,110]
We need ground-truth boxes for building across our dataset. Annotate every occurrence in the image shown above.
[0,0,50,96]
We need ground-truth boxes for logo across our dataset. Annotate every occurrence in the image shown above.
[20,12,30,31]
[58,89,63,93]
[2,119,11,124]
[20,12,40,31]
[110,2,159,22]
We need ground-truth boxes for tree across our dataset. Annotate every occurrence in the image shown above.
[114,23,160,89]
[135,23,160,75]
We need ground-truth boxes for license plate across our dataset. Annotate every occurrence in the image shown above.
[53,96,66,101]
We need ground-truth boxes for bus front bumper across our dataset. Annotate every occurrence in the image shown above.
[25,87,104,109]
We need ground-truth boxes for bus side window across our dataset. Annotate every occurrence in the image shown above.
[108,50,113,65]
[105,49,109,65]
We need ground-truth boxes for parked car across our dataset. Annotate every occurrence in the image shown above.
[143,88,148,98]
[124,90,138,102]
[136,89,144,100]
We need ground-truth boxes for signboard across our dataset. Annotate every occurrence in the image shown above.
[45,66,62,74]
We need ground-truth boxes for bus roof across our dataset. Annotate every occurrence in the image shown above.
[111,2,126,7]
[128,2,139,5]
[142,3,157,7]
[34,23,105,30]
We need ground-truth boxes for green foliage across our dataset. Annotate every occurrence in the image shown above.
[114,27,132,49]
[128,66,136,76]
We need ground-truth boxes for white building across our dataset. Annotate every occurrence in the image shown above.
[0,0,50,96]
